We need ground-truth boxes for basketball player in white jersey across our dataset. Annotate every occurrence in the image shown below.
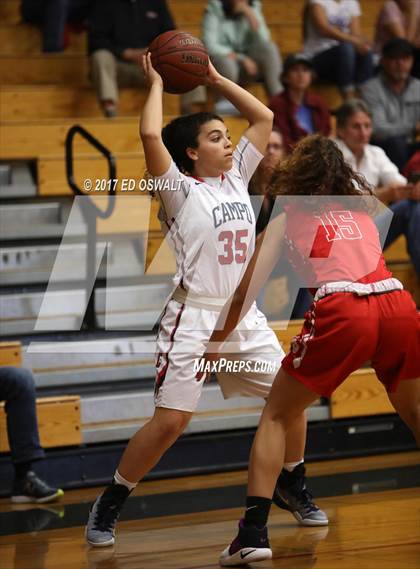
[85,54,327,548]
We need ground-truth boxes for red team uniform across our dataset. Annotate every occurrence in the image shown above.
[281,201,420,395]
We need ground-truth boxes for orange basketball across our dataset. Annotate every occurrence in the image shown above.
[148,31,209,94]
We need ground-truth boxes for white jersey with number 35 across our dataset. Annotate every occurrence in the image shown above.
[154,136,263,298]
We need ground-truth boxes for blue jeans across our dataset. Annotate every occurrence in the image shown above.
[311,42,374,91]
[381,200,420,279]
[0,367,45,464]
[21,0,89,52]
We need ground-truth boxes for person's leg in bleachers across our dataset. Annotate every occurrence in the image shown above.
[0,366,63,503]
[90,49,121,117]
[248,40,283,97]
[41,0,69,52]
[312,42,358,98]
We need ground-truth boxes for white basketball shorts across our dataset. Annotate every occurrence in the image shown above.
[154,299,283,412]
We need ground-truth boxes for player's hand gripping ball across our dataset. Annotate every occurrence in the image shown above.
[148,31,209,94]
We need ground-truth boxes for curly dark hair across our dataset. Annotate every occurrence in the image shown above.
[268,134,373,198]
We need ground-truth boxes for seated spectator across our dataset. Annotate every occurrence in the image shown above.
[0,366,63,502]
[88,0,205,117]
[302,0,374,99]
[374,0,420,78]
[202,0,282,115]
[268,53,331,154]
[334,99,420,280]
[88,0,174,117]
[21,0,90,53]
[361,38,420,171]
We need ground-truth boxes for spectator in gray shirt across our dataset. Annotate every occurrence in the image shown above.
[361,38,420,170]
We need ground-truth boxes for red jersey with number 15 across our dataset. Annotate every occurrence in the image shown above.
[284,200,392,290]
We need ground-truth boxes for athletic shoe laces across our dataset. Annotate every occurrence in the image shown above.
[93,494,125,531]
[296,488,319,514]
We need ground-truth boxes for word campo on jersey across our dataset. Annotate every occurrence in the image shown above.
[212,201,253,228]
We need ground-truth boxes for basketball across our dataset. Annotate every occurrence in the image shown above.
[148,31,209,94]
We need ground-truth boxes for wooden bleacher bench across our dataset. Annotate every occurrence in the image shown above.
[389,262,420,304]
[0,396,81,451]
[0,23,86,55]
[0,0,386,26]
[0,116,248,160]
[0,342,82,451]
[331,368,394,418]
[0,54,90,85]
[0,0,381,54]
[0,86,180,121]
[0,342,22,367]
[310,83,342,112]
[0,1,20,24]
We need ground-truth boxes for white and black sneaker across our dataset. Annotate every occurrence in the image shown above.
[219,519,272,566]
[273,463,328,526]
[11,471,63,504]
[85,482,131,547]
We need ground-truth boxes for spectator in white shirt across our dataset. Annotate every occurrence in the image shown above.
[303,0,374,98]
[334,98,420,280]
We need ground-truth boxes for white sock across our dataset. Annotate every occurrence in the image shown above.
[284,459,304,472]
[113,469,137,491]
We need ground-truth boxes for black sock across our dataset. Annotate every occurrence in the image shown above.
[15,461,32,482]
[244,496,272,529]
[102,479,132,502]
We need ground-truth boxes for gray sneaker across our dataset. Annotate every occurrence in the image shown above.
[85,482,131,547]
[11,471,64,504]
[273,463,328,526]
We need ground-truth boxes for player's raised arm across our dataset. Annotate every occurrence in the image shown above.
[206,61,273,154]
[139,53,172,177]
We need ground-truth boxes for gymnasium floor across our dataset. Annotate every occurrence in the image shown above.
[0,451,419,569]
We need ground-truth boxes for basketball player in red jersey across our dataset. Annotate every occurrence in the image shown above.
[202,135,420,566]
[85,56,327,548]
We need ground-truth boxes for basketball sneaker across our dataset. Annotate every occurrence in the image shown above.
[273,463,328,526]
[219,519,272,566]
[85,482,131,547]
[11,471,64,504]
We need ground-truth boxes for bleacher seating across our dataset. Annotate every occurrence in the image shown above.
[0,0,418,458]
[0,342,82,450]
[0,86,180,120]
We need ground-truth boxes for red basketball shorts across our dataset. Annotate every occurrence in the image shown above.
[281,289,420,396]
